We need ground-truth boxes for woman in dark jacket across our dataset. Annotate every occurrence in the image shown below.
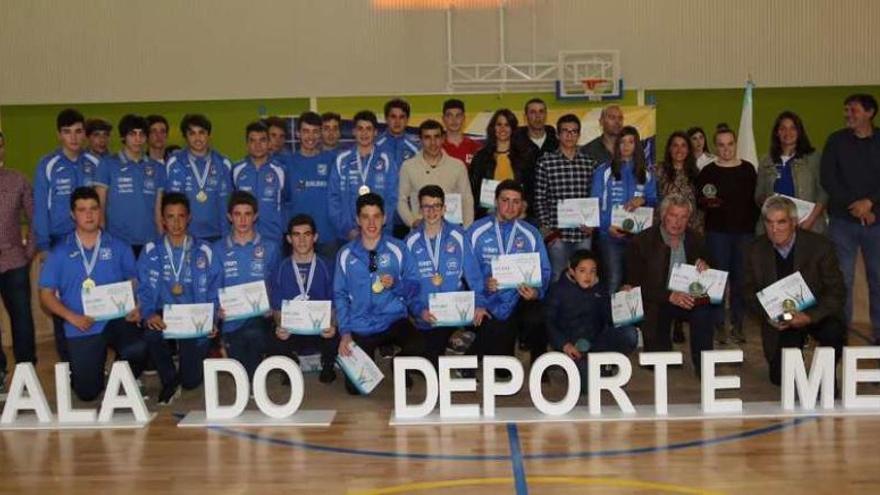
[469,108,537,220]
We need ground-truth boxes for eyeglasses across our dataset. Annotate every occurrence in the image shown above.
[559,128,580,136]
[368,250,378,273]
[420,203,444,211]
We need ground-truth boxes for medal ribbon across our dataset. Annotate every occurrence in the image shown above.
[355,150,374,188]
[187,152,212,192]
[493,220,519,255]
[75,231,102,281]
[164,235,189,286]
[292,256,317,300]
[423,228,443,273]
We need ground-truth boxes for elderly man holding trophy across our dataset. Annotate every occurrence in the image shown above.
[744,196,847,386]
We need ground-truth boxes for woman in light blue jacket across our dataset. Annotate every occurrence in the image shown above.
[591,126,657,294]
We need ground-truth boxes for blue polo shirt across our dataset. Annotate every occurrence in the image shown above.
[269,255,334,309]
[286,150,335,245]
[96,152,166,246]
[38,231,136,338]
[212,233,281,333]
[165,149,233,240]
[136,236,220,320]
[232,157,288,243]
[33,150,102,250]
[333,235,418,336]
[403,222,487,329]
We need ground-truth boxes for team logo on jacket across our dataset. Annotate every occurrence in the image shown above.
[375,159,385,171]
[297,179,306,191]
[196,255,207,269]
[254,246,265,259]
[514,238,525,250]
[99,248,112,260]
[445,242,456,253]
[317,163,328,176]
[265,173,275,184]
[446,259,459,272]
[379,253,391,267]
[145,166,155,177]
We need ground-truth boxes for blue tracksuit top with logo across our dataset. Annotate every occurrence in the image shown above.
[376,131,421,165]
[286,150,335,245]
[136,236,220,322]
[268,255,334,309]
[333,235,418,336]
[590,160,658,236]
[232,157,288,243]
[466,216,551,320]
[403,221,487,329]
[33,150,102,250]
[328,146,399,240]
[95,152,166,246]
[165,149,233,240]
[212,233,281,334]
[38,231,136,339]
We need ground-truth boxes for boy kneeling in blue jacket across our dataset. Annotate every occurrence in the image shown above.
[543,249,638,394]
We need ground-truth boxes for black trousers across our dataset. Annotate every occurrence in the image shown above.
[645,302,715,373]
[422,328,454,369]
[267,331,340,369]
[762,316,846,386]
[471,300,545,363]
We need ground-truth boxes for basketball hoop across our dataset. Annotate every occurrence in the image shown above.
[581,78,612,101]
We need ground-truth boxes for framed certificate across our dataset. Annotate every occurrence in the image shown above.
[336,341,384,395]
[667,264,729,304]
[557,197,600,228]
[444,193,463,224]
[219,280,270,321]
[611,287,644,327]
[480,179,500,209]
[163,303,214,339]
[756,271,817,321]
[491,252,542,289]
[281,300,332,336]
[81,280,135,321]
[610,206,654,234]
[428,291,475,327]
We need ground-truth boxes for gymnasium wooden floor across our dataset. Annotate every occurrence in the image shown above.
[1,261,878,494]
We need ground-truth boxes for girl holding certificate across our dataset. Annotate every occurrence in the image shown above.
[403,185,489,367]
[696,124,759,345]
[137,192,221,405]
[591,126,657,295]
[38,187,147,401]
[268,214,338,384]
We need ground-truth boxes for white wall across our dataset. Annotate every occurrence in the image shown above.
[1,0,878,104]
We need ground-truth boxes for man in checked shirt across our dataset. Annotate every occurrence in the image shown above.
[534,114,598,281]
[0,131,37,392]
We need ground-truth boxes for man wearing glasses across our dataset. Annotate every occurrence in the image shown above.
[333,193,424,394]
[534,114,597,281]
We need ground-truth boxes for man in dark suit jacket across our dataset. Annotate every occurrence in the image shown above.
[744,196,846,385]
[625,194,715,374]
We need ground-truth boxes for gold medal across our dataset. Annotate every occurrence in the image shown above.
[171,283,184,296]
[196,190,208,203]
[431,273,444,286]
[372,278,384,293]
[82,278,96,290]
[358,185,370,196]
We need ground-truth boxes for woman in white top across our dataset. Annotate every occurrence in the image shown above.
[688,126,716,171]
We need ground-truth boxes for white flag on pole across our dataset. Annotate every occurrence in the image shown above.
[737,80,758,170]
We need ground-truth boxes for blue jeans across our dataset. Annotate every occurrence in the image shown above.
[556,325,638,393]
[706,231,752,329]
[829,217,880,340]
[598,236,627,295]
[548,238,593,282]
[223,317,270,381]
[0,264,36,372]
[144,330,211,390]
[67,319,147,401]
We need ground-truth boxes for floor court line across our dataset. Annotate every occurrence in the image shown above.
[188,414,818,462]
[506,423,529,495]
[347,476,726,494]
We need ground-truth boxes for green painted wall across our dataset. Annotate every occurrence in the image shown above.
[0,98,311,178]
[2,85,879,180]
[648,85,880,160]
